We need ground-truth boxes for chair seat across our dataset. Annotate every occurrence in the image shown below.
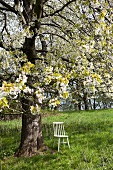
[54,135,68,138]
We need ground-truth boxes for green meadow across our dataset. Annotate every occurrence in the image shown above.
[1,109,113,170]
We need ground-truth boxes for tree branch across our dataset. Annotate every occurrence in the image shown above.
[40,32,69,42]
[0,0,18,14]
[0,41,4,48]
[43,0,75,17]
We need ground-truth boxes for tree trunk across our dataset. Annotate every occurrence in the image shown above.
[14,94,46,157]
[14,0,46,157]
[93,98,96,110]
[15,113,45,157]
[83,92,89,110]
[78,101,81,110]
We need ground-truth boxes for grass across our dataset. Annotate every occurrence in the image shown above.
[1,109,113,169]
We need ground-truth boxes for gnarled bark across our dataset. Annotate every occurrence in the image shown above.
[15,113,45,157]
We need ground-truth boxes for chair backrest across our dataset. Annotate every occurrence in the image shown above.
[53,122,66,136]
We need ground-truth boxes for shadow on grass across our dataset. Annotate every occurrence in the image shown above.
[0,126,21,160]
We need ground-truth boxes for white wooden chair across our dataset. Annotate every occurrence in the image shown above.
[53,122,70,152]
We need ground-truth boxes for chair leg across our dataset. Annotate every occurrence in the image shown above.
[63,138,65,145]
[53,137,55,147]
[58,138,60,152]
[67,137,70,149]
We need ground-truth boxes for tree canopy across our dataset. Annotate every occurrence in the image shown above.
[0,0,113,111]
